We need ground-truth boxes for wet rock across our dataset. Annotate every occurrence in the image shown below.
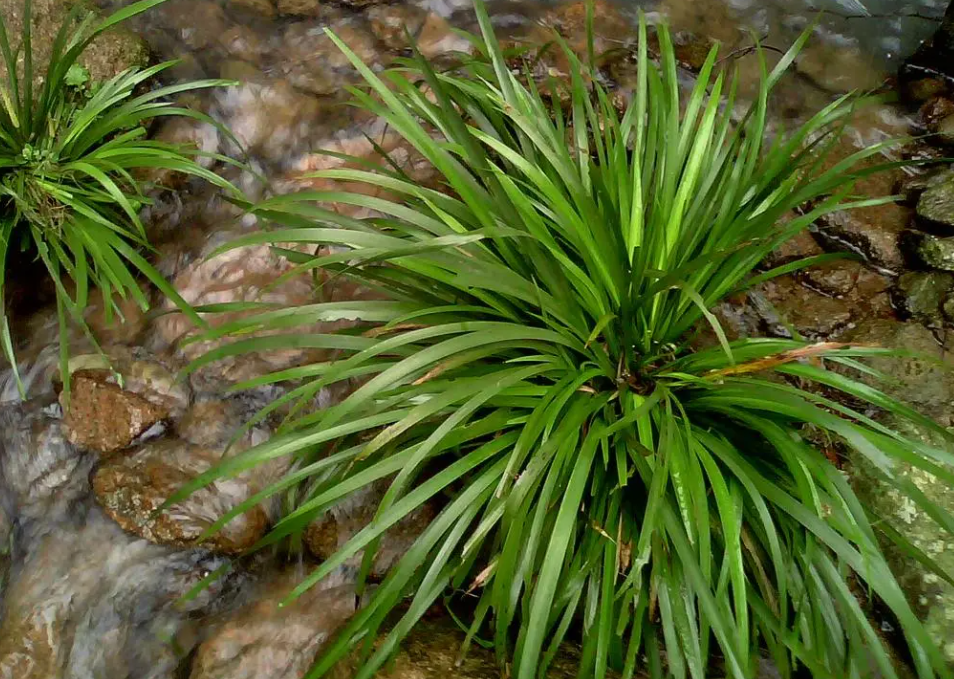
[216,79,322,158]
[814,202,910,273]
[93,437,273,554]
[916,232,954,272]
[277,0,322,16]
[60,351,190,455]
[894,272,954,326]
[759,277,853,339]
[852,418,954,664]
[217,25,268,63]
[229,0,277,18]
[61,370,166,455]
[165,0,230,51]
[153,113,221,173]
[801,259,872,298]
[763,230,823,268]
[156,235,315,383]
[305,479,436,580]
[838,318,954,423]
[917,176,954,231]
[189,573,356,679]
[279,20,381,95]
[937,114,954,145]
[543,0,630,57]
[919,96,954,131]
[795,43,884,95]
[328,615,600,679]
[0,400,92,525]
[416,12,473,59]
[0,508,227,679]
[367,4,427,50]
[900,0,954,102]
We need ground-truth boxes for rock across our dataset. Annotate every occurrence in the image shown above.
[920,97,954,131]
[61,370,166,455]
[0,507,227,679]
[229,0,277,18]
[164,0,230,51]
[0,0,148,87]
[279,20,381,95]
[217,25,268,63]
[93,437,273,554]
[59,351,190,455]
[838,318,954,423]
[305,479,435,580]
[763,230,823,268]
[795,43,884,95]
[937,114,954,145]
[327,614,602,679]
[543,0,630,57]
[277,0,322,16]
[416,13,473,59]
[917,177,954,231]
[894,272,954,326]
[189,572,356,679]
[759,277,853,339]
[852,418,954,664]
[367,5,427,50]
[813,154,909,272]
[900,0,954,102]
[216,79,322,158]
[916,233,954,271]
[0,399,93,525]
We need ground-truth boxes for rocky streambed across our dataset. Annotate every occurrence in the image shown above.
[3,0,954,677]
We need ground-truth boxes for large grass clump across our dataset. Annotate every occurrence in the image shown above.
[173,3,954,678]
[0,0,236,396]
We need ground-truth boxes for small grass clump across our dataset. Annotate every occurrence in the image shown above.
[172,3,954,678]
[0,0,237,396]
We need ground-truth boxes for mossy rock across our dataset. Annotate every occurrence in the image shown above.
[852,418,954,664]
[918,177,954,232]
[0,0,149,87]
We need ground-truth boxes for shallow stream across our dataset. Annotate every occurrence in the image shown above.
[0,0,952,677]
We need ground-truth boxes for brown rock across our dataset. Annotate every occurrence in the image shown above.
[229,0,277,18]
[920,96,954,130]
[190,573,356,679]
[416,13,473,59]
[305,479,435,579]
[544,0,630,56]
[764,229,823,268]
[277,0,322,16]
[93,439,271,554]
[760,277,853,339]
[165,1,229,50]
[61,370,167,455]
[815,189,911,273]
[217,25,268,64]
[367,4,427,50]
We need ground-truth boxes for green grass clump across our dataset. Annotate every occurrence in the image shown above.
[0,0,237,396]
[171,3,954,678]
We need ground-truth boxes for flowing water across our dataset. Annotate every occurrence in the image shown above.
[0,0,949,676]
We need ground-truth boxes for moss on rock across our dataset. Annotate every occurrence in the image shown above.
[852,418,954,664]
[0,0,148,86]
